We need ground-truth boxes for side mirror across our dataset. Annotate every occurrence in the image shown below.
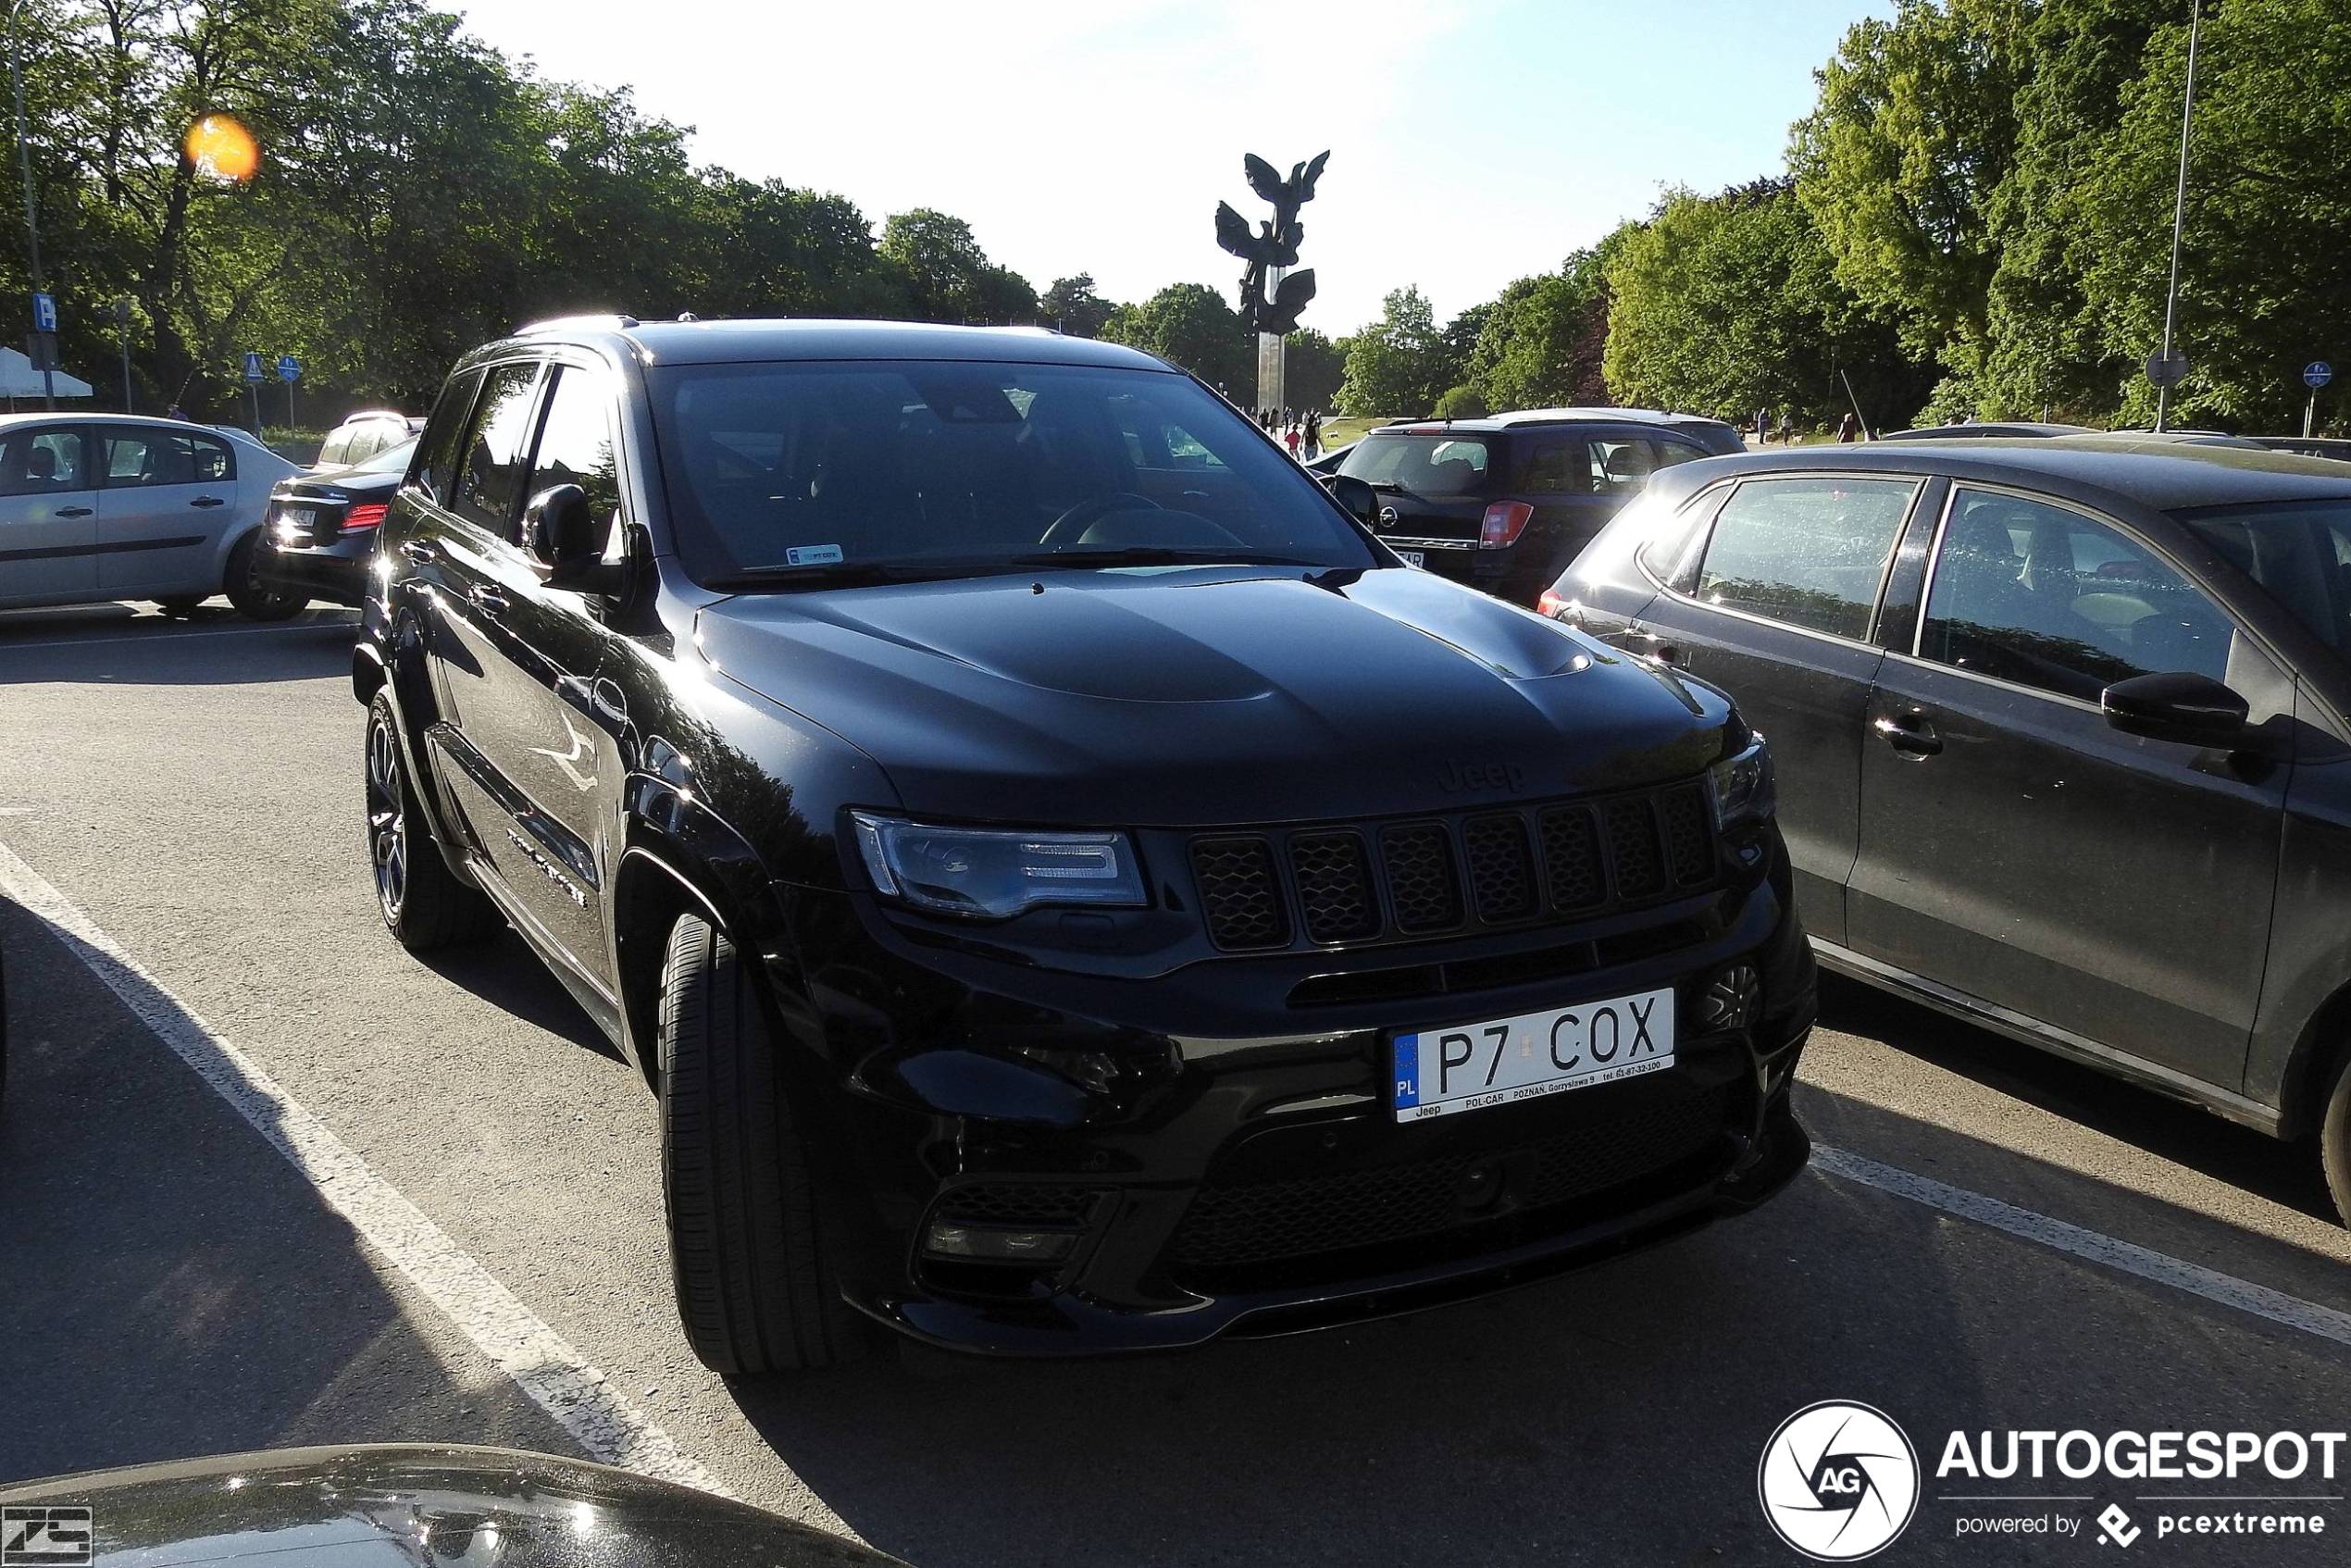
[1329,473,1379,527]
[524,483,622,593]
[2101,670,2249,749]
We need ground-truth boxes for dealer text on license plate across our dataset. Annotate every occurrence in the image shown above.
[1392,987,1674,1121]
[1394,549,1425,568]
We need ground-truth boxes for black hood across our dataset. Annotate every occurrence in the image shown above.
[695,566,1735,827]
[0,1443,902,1567]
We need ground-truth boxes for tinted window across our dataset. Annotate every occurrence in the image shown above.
[1922,489,2233,700]
[1519,436,1703,498]
[352,436,419,478]
[1691,476,1915,637]
[101,427,235,487]
[1337,433,1493,493]
[452,363,541,537]
[648,359,1374,584]
[415,370,484,505]
[0,427,86,494]
[318,429,353,467]
[2180,498,2351,658]
[525,367,623,536]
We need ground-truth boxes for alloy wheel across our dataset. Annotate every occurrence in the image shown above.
[366,714,408,924]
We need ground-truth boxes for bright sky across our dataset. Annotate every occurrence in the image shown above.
[450,0,1894,335]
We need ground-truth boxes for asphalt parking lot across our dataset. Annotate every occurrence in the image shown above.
[4,602,2349,1566]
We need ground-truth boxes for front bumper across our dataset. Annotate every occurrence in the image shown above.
[780,846,1817,1356]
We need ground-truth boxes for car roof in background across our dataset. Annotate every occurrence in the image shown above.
[1362,407,1734,436]
[502,315,1171,372]
[1880,421,2093,440]
[1659,439,2351,512]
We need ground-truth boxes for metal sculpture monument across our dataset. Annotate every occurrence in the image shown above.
[1215,151,1328,414]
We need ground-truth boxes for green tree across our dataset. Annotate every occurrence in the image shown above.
[1283,325,1345,412]
[1602,180,1927,428]
[1792,0,2033,406]
[1335,285,1448,416]
[1039,273,1117,337]
[1465,229,1635,412]
[1099,282,1254,400]
[878,208,1036,323]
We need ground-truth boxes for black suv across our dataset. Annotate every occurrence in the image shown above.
[1552,441,2351,1218]
[355,319,1813,1370]
[1332,409,1742,607]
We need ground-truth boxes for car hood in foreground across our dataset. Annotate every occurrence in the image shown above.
[695,565,1735,826]
[0,1443,902,1567]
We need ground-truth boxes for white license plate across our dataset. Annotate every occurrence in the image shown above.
[1394,549,1425,568]
[281,506,316,529]
[1392,987,1675,1122]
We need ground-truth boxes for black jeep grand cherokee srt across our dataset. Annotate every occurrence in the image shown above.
[355,317,1814,1371]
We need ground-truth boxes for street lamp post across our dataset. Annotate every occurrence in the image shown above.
[6,0,55,410]
[2155,1,2203,434]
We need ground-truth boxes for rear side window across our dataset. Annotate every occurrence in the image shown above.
[100,427,235,487]
[1518,436,1705,497]
[1337,434,1492,493]
[318,429,353,467]
[0,427,85,493]
[414,369,484,506]
[452,363,543,536]
[1691,476,1917,638]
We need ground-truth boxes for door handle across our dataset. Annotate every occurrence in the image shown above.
[399,540,439,565]
[589,678,628,725]
[1872,715,1943,756]
[467,585,511,615]
[189,495,226,508]
[1624,627,1686,667]
[56,504,93,517]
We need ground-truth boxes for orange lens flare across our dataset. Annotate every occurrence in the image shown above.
[183,114,259,181]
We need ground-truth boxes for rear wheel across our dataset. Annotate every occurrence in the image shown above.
[224,530,305,621]
[659,911,864,1375]
[364,691,502,950]
[2320,1047,2351,1226]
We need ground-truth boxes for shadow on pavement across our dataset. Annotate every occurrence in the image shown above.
[1812,972,2337,1226]
[417,927,622,1063]
[0,605,357,688]
[0,895,571,1486]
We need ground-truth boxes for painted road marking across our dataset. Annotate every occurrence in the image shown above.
[1814,1144,2351,1350]
[0,839,731,1498]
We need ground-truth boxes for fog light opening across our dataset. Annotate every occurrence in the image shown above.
[920,1221,1079,1263]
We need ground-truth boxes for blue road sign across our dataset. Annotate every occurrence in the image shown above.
[31,292,56,334]
[243,351,264,383]
[277,355,301,383]
[2306,361,2332,390]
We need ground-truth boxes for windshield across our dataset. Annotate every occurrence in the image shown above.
[2178,498,2351,657]
[1337,432,1494,492]
[648,359,1373,585]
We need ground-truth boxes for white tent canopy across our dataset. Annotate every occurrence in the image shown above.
[0,345,94,399]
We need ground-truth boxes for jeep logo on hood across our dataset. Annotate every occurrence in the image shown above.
[1438,758,1527,795]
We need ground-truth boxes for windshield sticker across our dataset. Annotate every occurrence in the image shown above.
[783,543,844,566]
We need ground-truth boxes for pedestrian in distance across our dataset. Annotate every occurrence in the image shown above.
[1303,410,1322,458]
[1285,423,1302,458]
[1757,407,1770,446]
[1777,411,1794,446]
[1836,411,1860,443]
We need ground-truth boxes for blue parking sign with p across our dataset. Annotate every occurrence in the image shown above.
[30,292,55,334]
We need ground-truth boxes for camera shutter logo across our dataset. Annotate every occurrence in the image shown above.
[2,1506,93,1568]
[1757,1401,1920,1561]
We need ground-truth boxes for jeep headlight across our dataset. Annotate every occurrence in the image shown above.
[851,812,1146,919]
[1709,733,1774,827]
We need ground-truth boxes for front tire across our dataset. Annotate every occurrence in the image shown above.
[2320,1047,2351,1226]
[224,530,306,621]
[364,691,502,951]
[659,911,864,1375]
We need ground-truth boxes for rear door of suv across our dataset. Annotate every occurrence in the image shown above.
[1336,428,1497,581]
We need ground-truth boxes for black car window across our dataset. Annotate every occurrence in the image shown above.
[1337,433,1492,494]
[648,359,1375,584]
[99,427,234,487]
[1691,475,1915,638]
[451,362,542,538]
[1517,439,1592,496]
[1922,489,2233,701]
[0,427,86,493]
[2178,498,2351,659]
[525,367,624,534]
[415,370,484,506]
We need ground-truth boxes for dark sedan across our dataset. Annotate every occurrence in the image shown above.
[1545,439,2351,1219]
[255,436,414,605]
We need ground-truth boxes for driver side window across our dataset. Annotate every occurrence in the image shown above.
[1921,490,2234,702]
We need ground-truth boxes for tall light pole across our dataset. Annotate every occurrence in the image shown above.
[2155,1,2203,433]
[6,0,54,410]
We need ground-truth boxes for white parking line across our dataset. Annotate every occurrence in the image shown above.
[0,840,730,1498]
[1813,1144,2351,1350]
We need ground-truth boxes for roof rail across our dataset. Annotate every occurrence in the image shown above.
[514,312,641,335]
